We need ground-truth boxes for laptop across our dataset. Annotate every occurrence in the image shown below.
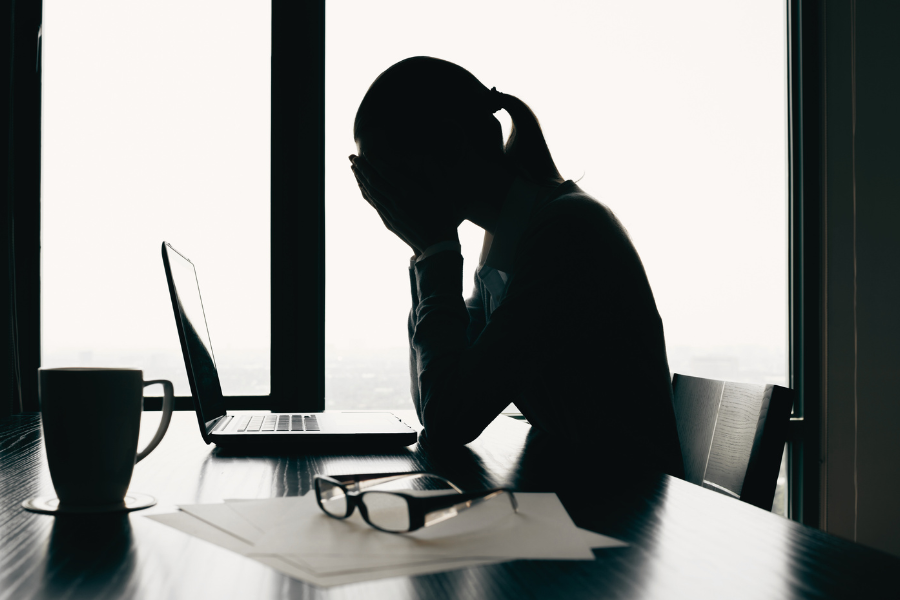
[161,242,417,448]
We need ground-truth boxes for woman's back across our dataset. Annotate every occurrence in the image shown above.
[503,182,684,477]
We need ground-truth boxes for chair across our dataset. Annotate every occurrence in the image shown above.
[672,374,794,510]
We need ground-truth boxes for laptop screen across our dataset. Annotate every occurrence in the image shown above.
[163,243,226,428]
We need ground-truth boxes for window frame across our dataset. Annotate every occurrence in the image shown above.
[269,0,325,413]
[7,0,818,522]
[4,0,325,414]
[787,0,822,527]
[4,0,42,416]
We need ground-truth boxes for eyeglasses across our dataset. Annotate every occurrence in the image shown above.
[313,472,518,534]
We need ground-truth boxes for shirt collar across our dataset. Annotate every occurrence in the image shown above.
[479,176,559,274]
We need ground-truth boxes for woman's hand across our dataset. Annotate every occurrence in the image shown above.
[350,154,461,257]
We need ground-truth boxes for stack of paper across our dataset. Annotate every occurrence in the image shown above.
[146,491,627,588]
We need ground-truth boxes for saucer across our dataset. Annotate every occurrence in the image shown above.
[22,493,156,514]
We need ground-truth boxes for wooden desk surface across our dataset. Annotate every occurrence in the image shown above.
[0,410,895,599]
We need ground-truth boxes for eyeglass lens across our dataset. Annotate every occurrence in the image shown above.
[317,479,348,517]
[360,492,411,532]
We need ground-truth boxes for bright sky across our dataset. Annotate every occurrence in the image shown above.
[41,0,271,393]
[41,0,786,395]
[326,0,787,353]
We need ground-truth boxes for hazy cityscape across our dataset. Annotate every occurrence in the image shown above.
[43,342,789,517]
[44,344,784,403]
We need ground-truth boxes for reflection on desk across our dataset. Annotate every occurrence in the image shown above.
[0,411,896,599]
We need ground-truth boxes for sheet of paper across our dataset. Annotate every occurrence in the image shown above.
[169,497,506,576]
[224,492,625,551]
[146,512,254,556]
[178,503,265,544]
[578,528,629,549]
[254,526,626,578]
[146,492,628,588]
[251,492,595,560]
[224,496,310,533]
[177,497,314,545]
[146,511,503,588]
[276,552,503,577]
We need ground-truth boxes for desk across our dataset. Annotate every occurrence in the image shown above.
[0,411,895,599]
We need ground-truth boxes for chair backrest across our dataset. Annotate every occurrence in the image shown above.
[672,374,794,510]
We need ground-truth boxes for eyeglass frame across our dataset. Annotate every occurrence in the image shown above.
[313,471,518,534]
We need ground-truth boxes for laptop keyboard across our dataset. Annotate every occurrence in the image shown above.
[234,414,319,433]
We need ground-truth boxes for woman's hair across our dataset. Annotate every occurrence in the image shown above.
[354,57,564,186]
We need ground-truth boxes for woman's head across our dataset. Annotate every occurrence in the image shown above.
[354,57,564,189]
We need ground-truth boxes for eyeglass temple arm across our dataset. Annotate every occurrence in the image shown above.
[418,489,518,528]
[330,472,463,493]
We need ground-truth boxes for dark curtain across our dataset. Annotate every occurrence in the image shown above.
[2,0,42,418]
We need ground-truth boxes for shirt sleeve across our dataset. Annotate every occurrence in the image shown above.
[408,264,424,423]
[464,273,488,346]
[415,240,462,263]
[409,248,484,426]
[410,251,537,447]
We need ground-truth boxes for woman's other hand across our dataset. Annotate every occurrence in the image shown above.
[350,153,461,257]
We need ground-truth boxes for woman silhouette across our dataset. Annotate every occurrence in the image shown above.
[351,57,684,478]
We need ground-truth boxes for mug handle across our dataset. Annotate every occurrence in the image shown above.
[136,379,174,463]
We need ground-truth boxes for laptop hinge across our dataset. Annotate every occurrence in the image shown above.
[205,416,225,436]
[211,416,234,433]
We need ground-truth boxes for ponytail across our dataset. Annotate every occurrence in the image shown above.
[494,92,565,186]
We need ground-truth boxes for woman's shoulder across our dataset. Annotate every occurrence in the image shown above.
[531,181,631,243]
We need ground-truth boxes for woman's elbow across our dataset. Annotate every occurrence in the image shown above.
[421,407,480,448]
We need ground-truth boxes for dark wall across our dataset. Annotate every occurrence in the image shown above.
[822,0,900,559]
[3,1,43,418]
[854,0,900,559]
[1,0,12,419]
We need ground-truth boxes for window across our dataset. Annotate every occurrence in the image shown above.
[326,1,787,402]
[41,0,272,397]
[22,0,799,517]
[326,0,788,515]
